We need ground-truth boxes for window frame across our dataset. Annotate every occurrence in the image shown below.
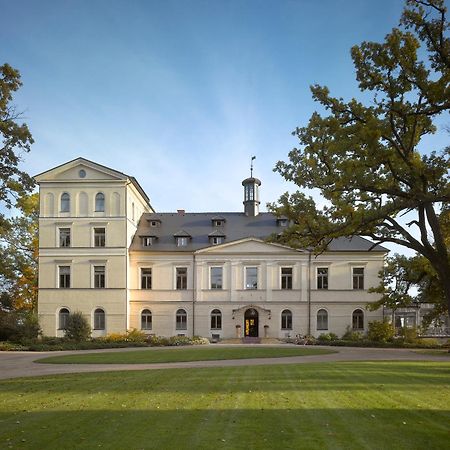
[93,308,105,330]
[352,267,365,290]
[59,227,71,248]
[281,309,293,330]
[245,266,258,290]
[176,267,188,290]
[210,309,222,330]
[93,227,106,247]
[60,192,70,213]
[141,309,152,330]
[281,267,293,290]
[95,192,105,212]
[317,267,329,290]
[176,308,187,330]
[317,309,328,331]
[141,268,152,290]
[142,236,154,247]
[176,236,188,247]
[93,265,106,289]
[58,308,70,330]
[210,266,223,290]
[58,265,71,289]
[352,309,364,330]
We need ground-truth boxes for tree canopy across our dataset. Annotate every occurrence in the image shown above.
[270,1,450,315]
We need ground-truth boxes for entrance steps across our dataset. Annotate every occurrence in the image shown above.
[241,337,261,344]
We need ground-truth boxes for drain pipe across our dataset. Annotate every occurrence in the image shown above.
[307,250,312,336]
[192,253,196,337]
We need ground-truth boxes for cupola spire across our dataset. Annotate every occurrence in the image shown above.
[242,156,261,217]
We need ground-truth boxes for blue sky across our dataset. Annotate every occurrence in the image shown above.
[1,0,447,252]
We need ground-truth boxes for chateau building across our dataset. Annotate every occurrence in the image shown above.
[35,157,387,339]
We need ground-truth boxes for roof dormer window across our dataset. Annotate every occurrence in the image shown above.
[209,230,225,245]
[142,236,155,247]
[277,218,288,227]
[211,236,223,245]
[148,219,161,227]
[176,237,188,247]
[211,216,226,227]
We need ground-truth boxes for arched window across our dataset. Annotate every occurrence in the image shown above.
[141,309,152,330]
[281,309,292,330]
[317,309,328,331]
[94,308,105,330]
[60,193,70,212]
[352,309,364,330]
[59,308,70,330]
[95,192,105,212]
[210,309,222,330]
[176,309,187,330]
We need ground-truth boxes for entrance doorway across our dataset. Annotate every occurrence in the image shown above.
[244,308,259,337]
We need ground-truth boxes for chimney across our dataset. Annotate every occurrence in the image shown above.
[177,209,185,215]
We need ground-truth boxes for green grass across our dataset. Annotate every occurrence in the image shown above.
[412,349,450,357]
[37,346,335,364]
[0,362,449,449]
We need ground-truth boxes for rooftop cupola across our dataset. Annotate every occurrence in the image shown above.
[242,156,261,217]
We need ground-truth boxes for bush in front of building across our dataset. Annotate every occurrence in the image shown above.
[317,333,339,343]
[367,319,396,343]
[98,329,147,344]
[397,326,419,344]
[65,311,91,342]
[0,311,41,342]
[341,326,365,341]
[147,335,209,347]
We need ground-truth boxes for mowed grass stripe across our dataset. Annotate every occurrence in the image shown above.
[36,346,335,364]
[0,362,449,449]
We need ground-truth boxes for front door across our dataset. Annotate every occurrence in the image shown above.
[244,308,259,337]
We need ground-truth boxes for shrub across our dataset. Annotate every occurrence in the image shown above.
[367,319,395,343]
[342,326,364,341]
[317,333,339,342]
[0,311,41,342]
[65,311,91,342]
[192,335,210,345]
[126,329,147,343]
[398,326,419,344]
[147,335,170,346]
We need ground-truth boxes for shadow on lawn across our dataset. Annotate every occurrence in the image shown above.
[0,408,448,450]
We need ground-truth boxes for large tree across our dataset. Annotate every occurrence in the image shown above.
[0,63,34,224]
[270,1,450,315]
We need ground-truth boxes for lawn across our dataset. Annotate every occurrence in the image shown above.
[37,346,335,364]
[0,362,449,449]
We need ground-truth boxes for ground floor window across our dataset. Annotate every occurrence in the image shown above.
[352,309,364,330]
[281,309,292,330]
[317,309,328,330]
[59,308,69,329]
[141,309,152,330]
[210,309,222,330]
[176,309,187,330]
[94,308,105,330]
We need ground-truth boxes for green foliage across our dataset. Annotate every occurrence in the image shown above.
[317,333,339,342]
[270,0,450,317]
[147,335,210,347]
[64,311,91,342]
[398,326,419,343]
[0,310,41,342]
[367,320,396,342]
[98,329,147,343]
[342,326,365,341]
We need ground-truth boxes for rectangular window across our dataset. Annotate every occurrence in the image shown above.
[177,237,188,247]
[59,228,71,247]
[281,267,293,290]
[141,268,152,289]
[245,267,258,290]
[211,236,223,245]
[176,267,187,290]
[94,266,106,288]
[353,267,364,290]
[210,267,223,289]
[94,228,106,247]
[317,268,328,290]
[142,236,153,247]
[58,266,70,288]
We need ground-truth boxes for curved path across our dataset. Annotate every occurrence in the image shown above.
[0,345,447,380]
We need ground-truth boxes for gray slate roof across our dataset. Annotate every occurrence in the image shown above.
[130,212,388,253]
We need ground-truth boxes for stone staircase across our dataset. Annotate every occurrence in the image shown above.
[241,337,261,344]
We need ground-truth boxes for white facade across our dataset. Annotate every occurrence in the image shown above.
[36,158,386,339]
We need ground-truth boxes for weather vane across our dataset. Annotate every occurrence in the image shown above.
[250,155,256,177]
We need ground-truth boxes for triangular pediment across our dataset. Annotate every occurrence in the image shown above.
[34,157,128,182]
[196,237,304,254]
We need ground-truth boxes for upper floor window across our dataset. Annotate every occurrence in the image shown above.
[176,267,187,290]
[142,236,155,247]
[245,267,258,290]
[141,268,152,289]
[176,237,188,247]
[94,308,105,330]
[277,218,288,227]
[212,219,225,227]
[149,220,160,227]
[59,228,71,247]
[141,309,152,330]
[352,309,364,330]
[59,266,70,288]
[281,309,292,330]
[95,193,105,212]
[210,309,222,330]
[60,193,70,212]
[59,308,70,330]
[353,267,364,290]
[210,267,223,290]
[281,267,293,290]
[317,268,328,290]
[317,309,328,330]
[94,266,106,288]
[176,309,187,330]
[211,236,223,245]
[94,228,106,247]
